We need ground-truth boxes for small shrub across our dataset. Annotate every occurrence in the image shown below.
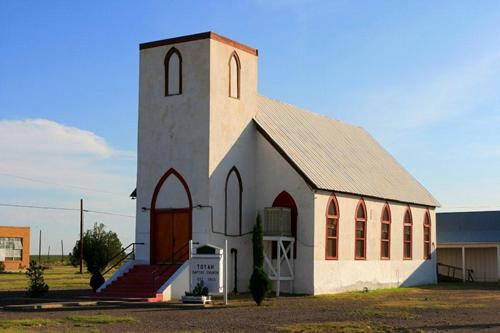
[249,267,272,306]
[26,260,49,297]
[0,261,5,273]
[90,271,105,291]
[249,213,272,305]
[185,280,209,297]
[192,280,209,296]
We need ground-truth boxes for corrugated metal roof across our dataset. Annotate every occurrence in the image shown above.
[437,211,500,243]
[255,96,440,207]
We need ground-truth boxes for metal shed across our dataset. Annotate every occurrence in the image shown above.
[436,211,500,282]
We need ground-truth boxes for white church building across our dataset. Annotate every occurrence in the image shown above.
[98,32,439,301]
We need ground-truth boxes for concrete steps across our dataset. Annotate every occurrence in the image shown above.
[97,264,181,301]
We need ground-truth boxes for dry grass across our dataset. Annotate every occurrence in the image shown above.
[276,321,407,333]
[349,309,419,320]
[0,318,58,330]
[0,265,115,291]
[381,298,486,310]
[65,314,135,324]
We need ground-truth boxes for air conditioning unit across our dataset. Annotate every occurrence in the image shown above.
[263,207,292,236]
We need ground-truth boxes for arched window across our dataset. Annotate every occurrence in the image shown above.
[403,207,413,259]
[224,166,243,236]
[272,191,298,259]
[355,199,367,260]
[229,51,240,99]
[325,195,339,260]
[381,203,391,259]
[423,210,431,260]
[164,47,182,96]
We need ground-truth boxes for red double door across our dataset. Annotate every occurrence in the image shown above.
[152,211,190,264]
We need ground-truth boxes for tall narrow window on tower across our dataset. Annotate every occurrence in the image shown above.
[229,51,240,98]
[164,47,182,96]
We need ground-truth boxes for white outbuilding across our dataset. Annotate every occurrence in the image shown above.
[98,32,440,301]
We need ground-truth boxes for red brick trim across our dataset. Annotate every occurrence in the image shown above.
[140,31,258,56]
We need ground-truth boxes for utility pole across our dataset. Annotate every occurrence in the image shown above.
[61,240,64,263]
[38,230,42,263]
[80,198,84,274]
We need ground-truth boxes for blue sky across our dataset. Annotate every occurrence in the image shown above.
[1,1,500,253]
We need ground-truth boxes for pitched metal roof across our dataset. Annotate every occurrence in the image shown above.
[437,211,500,244]
[254,96,439,207]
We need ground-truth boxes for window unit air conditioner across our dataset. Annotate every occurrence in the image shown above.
[263,207,292,236]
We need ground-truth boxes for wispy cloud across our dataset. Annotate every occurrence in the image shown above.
[0,119,136,253]
[0,119,114,157]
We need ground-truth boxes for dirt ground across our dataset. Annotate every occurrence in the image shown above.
[1,283,500,332]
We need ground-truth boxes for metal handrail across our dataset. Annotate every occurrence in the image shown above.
[152,243,189,290]
[102,242,144,276]
[437,262,474,282]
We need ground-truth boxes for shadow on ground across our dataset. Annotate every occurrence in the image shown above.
[0,289,93,307]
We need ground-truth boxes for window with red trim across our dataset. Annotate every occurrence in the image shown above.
[403,208,412,259]
[423,211,431,260]
[355,200,367,259]
[325,196,339,259]
[381,204,391,259]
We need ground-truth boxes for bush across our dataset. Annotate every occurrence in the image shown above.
[26,261,49,297]
[249,267,272,306]
[90,271,105,292]
[0,261,5,273]
[193,280,209,296]
[249,213,272,305]
[69,223,123,274]
[185,280,209,297]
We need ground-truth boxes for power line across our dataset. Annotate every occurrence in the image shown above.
[85,209,135,218]
[0,171,129,196]
[0,203,79,211]
[0,202,135,218]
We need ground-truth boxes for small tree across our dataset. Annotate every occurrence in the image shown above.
[0,261,5,273]
[26,261,49,297]
[69,223,123,291]
[249,213,272,305]
[252,214,264,268]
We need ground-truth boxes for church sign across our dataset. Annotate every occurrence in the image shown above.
[190,244,223,294]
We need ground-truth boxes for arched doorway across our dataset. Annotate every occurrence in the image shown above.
[272,191,298,258]
[150,168,192,264]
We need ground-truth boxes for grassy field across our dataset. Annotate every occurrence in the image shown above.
[0,265,90,290]
[0,265,102,291]
[29,255,72,266]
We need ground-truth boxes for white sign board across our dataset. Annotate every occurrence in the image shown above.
[190,254,223,294]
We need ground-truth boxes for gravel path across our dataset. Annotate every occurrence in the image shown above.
[1,285,500,332]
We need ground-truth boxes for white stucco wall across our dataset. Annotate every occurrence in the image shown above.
[313,191,437,294]
[255,132,315,294]
[135,39,211,262]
